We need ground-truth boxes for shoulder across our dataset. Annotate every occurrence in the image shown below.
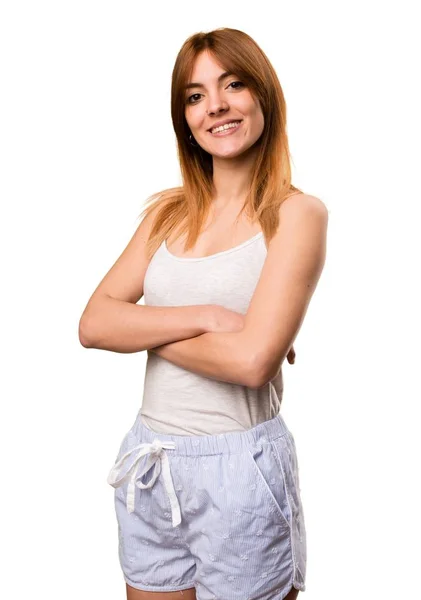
[279,192,329,221]
[273,192,329,239]
[267,192,329,254]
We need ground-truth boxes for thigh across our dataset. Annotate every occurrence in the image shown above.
[284,586,300,600]
[126,583,197,600]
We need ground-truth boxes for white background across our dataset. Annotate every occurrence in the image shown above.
[1,1,420,598]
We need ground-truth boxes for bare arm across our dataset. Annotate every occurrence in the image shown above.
[150,327,294,388]
[150,330,254,386]
[151,195,327,387]
[148,306,256,387]
[79,203,213,353]
[79,298,212,353]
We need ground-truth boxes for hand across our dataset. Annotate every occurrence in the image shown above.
[205,305,246,334]
[286,345,295,364]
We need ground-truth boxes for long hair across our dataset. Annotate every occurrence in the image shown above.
[138,27,303,260]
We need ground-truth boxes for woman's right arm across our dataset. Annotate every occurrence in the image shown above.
[78,207,212,354]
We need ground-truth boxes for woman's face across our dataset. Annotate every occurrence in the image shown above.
[184,50,265,159]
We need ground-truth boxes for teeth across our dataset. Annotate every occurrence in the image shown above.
[211,121,241,134]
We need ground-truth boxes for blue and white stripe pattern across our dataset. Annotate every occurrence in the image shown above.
[107,410,307,599]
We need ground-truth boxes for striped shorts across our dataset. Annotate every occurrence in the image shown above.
[107,410,307,600]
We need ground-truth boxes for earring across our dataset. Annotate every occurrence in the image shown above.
[189,133,199,147]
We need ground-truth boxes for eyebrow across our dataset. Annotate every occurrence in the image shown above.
[184,71,235,91]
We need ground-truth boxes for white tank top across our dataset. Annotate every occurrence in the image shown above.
[140,231,283,435]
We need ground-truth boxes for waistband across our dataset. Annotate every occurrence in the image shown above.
[107,410,290,528]
[133,409,290,455]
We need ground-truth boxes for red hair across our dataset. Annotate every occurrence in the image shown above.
[138,27,303,260]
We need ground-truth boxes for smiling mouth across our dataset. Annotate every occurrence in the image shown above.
[208,120,243,135]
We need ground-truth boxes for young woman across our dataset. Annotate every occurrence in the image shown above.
[80,27,328,600]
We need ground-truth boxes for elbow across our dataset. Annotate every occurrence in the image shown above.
[244,353,282,389]
[242,353,269,389]
[236,343,267,388]
[78,295,110,348]
[78,315,94,348]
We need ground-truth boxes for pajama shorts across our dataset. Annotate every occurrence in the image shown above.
[107,409,307,600]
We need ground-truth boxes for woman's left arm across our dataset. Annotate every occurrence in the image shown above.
[151,194,328,388]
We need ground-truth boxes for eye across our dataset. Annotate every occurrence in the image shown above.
[186,81,245,104]
[186,93,202,104]
[228,80,244,90]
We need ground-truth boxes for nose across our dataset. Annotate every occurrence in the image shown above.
[206,93,229,116]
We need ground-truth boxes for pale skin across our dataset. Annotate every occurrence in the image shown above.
[149,51,327,390]
[125,586,299,600]
[153,188,326,389]
[125,51,325,600]
[80,49,326,600]
[126,585,300,600]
